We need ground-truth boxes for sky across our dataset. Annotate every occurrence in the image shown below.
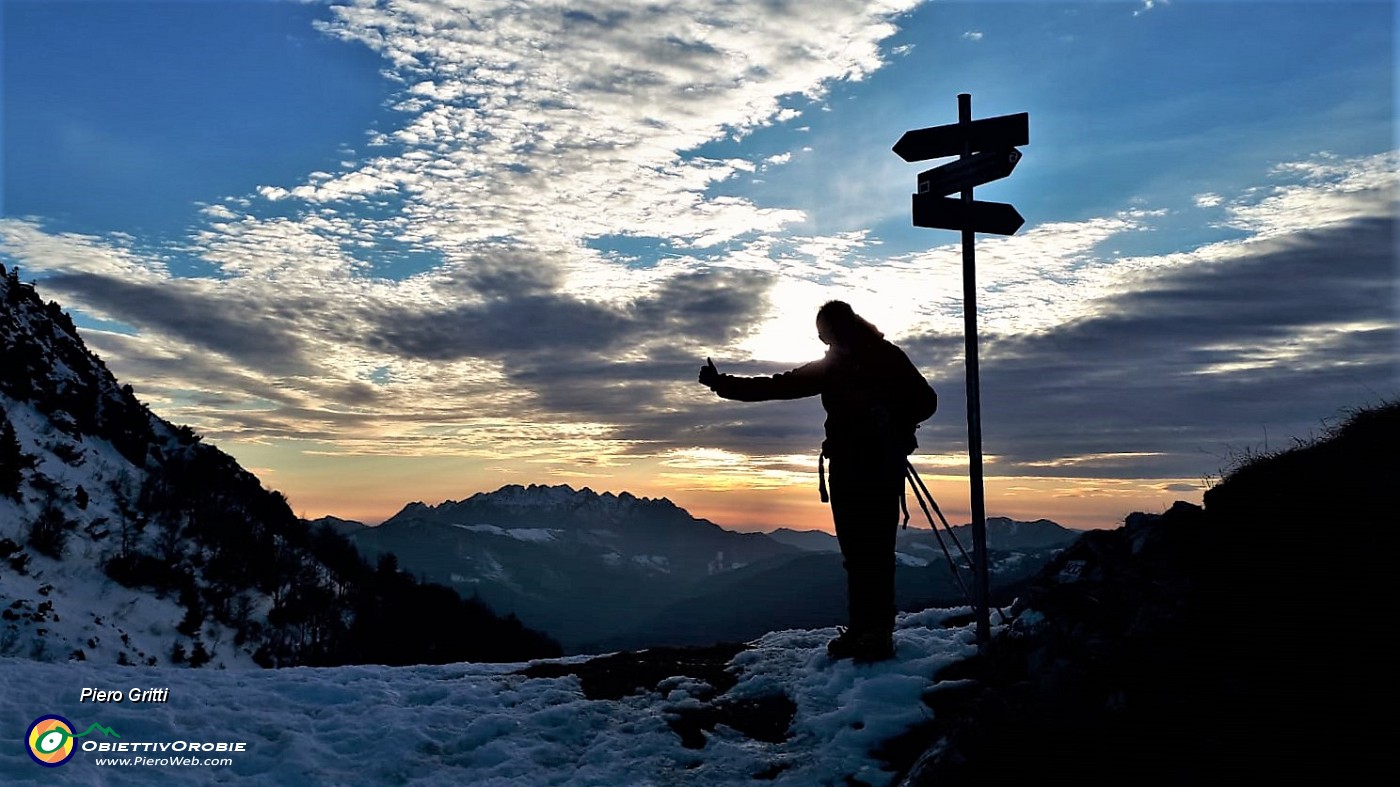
[3,609,976,785]
[1,0,1395,532]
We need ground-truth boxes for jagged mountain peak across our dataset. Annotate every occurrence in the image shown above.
[388,482,677,526]
[472,482,664,507]
[473,482,593,507]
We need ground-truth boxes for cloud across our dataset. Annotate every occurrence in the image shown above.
[1221,152,1397,238]
[0,221,169,282]
[671,153,1398,478]
[817,152,1398,342]
[961,31,983,42]
[41,272,314,376]
[286,0,922,254]
[1133,1,1168,17]
[2,0,1394,514]
[369,266,770,360]
[904,214,1397,480]
[7,147,1394,477]
[4,0,934,466]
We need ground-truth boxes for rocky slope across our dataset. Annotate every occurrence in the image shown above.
[889,401,1394,784]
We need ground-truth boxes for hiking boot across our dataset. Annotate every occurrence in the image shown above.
[827,628,895,663]
[851,632,895,663]
[827,627,859,660]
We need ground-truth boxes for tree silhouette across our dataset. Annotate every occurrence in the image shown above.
[0,415,25,500]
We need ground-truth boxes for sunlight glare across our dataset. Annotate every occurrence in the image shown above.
[737,280,828,362]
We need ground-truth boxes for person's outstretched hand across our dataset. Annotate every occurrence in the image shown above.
[698,357,720,388]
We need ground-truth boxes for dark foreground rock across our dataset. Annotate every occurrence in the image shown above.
[892,403,1395,785]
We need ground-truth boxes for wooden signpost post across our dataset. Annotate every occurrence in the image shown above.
[894,94,1028,646]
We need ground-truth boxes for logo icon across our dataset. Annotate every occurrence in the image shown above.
[26,715,77,767]
[25,715,120,768]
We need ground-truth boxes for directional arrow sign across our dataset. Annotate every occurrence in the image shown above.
[918,148,1022,197]
[912,194,1025,235]
[893,112,1029,162]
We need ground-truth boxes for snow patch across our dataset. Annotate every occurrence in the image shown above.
[0,607,986,785]
[453,524,561,543]
[630,554,671,572]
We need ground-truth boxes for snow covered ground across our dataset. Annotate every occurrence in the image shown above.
[2,608,980,786]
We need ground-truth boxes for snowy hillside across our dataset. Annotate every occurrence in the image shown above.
[0,268,261,667]
[1,266,560,669]
[1,608,979,786]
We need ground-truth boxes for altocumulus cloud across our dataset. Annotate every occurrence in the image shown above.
[1,0,924,453]
[287,0,919,248]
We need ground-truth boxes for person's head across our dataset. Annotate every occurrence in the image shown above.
[816,300,883,348]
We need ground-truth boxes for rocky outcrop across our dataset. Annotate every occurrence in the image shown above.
[891,402,1395,785]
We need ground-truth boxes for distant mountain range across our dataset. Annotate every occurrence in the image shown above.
[324,487,1083,652]
[320,485,799,650]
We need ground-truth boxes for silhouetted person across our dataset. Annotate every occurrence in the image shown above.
[699,300,937,662]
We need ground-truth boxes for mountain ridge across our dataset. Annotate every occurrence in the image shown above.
[330,481,1079,652]
[338,481,809,651]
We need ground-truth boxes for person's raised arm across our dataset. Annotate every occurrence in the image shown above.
[698,357,824,402]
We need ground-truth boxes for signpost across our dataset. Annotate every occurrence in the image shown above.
[894,94,1027,646]
[912,197,1024,235]
[916,148,1022,197]
[893,112,1028,160]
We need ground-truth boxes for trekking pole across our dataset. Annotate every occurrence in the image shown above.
[905,464,975,605]
[906,461,976,573]
[906,461,1010,624]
